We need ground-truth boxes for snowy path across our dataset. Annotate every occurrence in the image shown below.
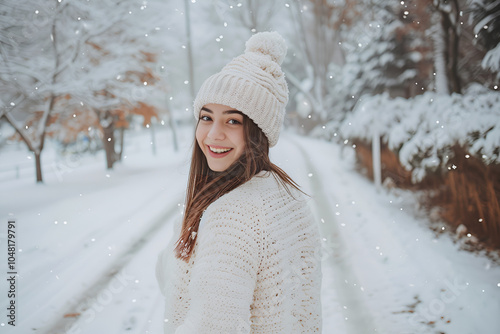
[55,202,180,334]
[45,196,182,333]
[285,136,377,333]
[1,129,499,334]
[278,133,500,334]
[0,130,191,333]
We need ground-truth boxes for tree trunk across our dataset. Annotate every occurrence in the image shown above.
[169,116,179,152]
[449,0,462,94]
[166,100,179,152]
[434,13,450,95]
[1,113,47,183]
[103,123,116,169]
[34,94,57,183]
[150,122,156,156]
[116,127,125,161]
[433,0,462,95]
[35,151,43,183]
[450,28,461,93]
[184,0,195,104]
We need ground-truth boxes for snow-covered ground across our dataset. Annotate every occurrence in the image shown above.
[1,126,499,334]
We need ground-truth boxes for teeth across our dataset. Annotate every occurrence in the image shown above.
[209,146,231,153]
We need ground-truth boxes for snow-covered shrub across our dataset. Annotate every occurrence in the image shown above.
[340,84,500,183]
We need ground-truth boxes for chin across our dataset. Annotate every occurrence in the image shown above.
[208,164,229,172]
[206,158,237,172]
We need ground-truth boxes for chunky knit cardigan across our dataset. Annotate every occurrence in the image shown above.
[156,171,322,333]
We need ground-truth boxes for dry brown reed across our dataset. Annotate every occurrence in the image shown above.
[353,141,500,249]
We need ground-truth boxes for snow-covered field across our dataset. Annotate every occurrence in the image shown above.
[1,126,499,334]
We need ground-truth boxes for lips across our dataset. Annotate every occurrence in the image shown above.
[207,145,233,158]
[209,146,231,153]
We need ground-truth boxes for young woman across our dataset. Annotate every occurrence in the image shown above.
[156,31,322,333]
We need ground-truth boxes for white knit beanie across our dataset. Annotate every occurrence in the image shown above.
[193,31,289,147]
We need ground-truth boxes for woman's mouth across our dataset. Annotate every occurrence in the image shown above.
[207,145,233,158]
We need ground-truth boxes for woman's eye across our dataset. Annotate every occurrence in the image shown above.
[200,115,211,121]
[228,119,242,125]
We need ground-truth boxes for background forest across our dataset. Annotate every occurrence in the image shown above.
[1,1,499,250]
[1,1,500,333]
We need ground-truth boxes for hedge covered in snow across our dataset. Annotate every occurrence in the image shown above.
[340,84,500,183]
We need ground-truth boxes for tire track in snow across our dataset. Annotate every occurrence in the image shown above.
[42,196,182,334]
[286,136,378,333]
[66,203,178,334]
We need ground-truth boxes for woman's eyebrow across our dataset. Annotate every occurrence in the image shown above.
[224,110,243,115]
[200,107,242,115]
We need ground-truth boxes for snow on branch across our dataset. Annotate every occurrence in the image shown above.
[483,43,500,74]
[340,84,500,183]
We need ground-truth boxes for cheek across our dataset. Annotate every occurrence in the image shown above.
[235,129,246,153]
[195,125,205,148]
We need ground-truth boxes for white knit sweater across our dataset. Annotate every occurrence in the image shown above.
[156,171,322,333]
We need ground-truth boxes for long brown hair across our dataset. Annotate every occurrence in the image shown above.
[174,113,303,262]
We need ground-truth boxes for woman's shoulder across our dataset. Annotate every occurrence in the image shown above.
[200,170,311,236]
[216,171,285,203]
[199,175,268,237]
[202,172,270,216]
[207,170,304,214]
[235,170,277,194]
[205,173,266,215]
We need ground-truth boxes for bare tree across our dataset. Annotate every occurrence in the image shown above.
[185,0,196,104]
[286,0,356,121]
[1,0,172,181]
[1,0,67,182]
[230,0,280,32]
[431,0,462,94]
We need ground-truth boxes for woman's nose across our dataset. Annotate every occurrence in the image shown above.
[207,122,225,140]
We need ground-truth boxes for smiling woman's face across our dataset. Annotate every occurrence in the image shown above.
[195,103,246,172]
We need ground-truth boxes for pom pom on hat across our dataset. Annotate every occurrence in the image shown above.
[245,31,287,65]
[193,31,289,147]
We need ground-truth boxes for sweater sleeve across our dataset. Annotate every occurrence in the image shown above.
[174,196,262,334]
